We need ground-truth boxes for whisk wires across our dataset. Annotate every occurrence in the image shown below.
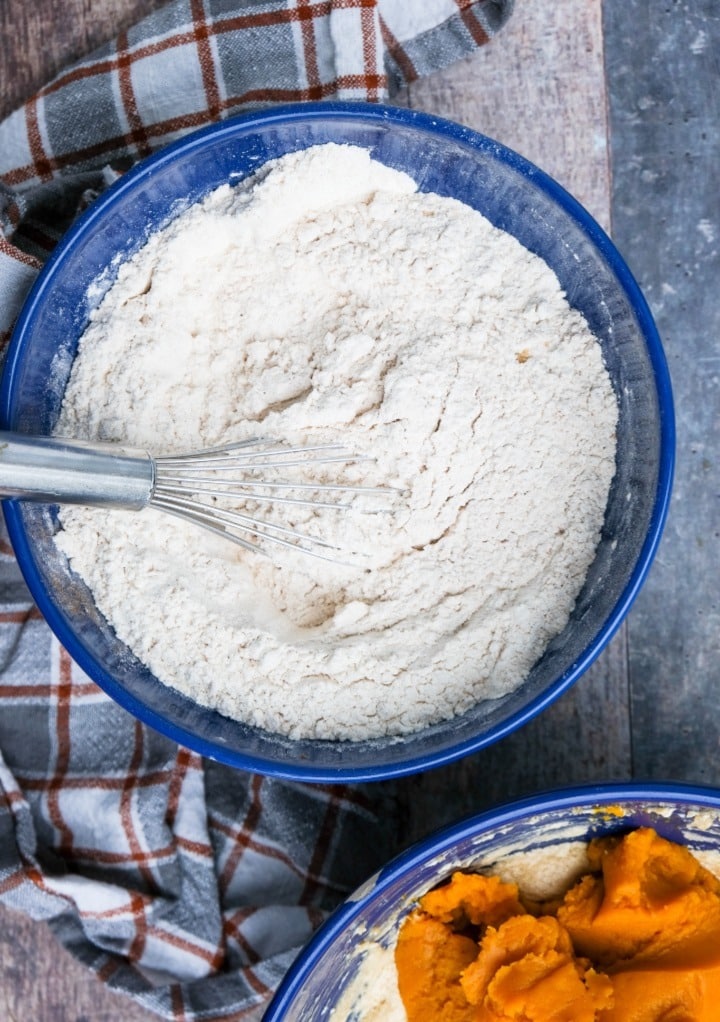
[150,439,392,561]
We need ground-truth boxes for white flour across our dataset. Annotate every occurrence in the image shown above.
[55,143,617,741]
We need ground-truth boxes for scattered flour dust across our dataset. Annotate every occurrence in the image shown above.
[55,143,618,742]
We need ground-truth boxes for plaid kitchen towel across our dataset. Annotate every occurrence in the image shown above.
[0,1,513,1019]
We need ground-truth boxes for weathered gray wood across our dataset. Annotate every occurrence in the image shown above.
[407,0,612,231]
[0,904,157,1022]
[603,0,720,780]
[0,0,168,120]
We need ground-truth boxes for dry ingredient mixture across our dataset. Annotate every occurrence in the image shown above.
[391,828,720,1021]
[55,143,617,741]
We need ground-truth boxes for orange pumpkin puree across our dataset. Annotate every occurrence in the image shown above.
[395,828,720,1021]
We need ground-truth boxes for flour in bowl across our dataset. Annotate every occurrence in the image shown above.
[55,143,617,741]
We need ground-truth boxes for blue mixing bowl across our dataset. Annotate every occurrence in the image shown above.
[264,783,720,1020]
[0,103,674,781]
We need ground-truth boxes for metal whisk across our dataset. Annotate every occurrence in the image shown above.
[0,432,392,560]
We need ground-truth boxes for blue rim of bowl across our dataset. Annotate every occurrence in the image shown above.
[264,781,720,1019]
[0,102,675,782]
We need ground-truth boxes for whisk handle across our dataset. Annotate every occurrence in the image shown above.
[0,432,153,509]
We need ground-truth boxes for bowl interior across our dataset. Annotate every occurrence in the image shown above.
[264,786,720,1020]
[0,104,673,780]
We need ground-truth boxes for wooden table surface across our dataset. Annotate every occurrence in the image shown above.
[0,1,718,1018]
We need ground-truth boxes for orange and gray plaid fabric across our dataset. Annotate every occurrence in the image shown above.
[0,0,512,1018]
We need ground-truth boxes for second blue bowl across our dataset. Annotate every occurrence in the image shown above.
[265,783,720,1020]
